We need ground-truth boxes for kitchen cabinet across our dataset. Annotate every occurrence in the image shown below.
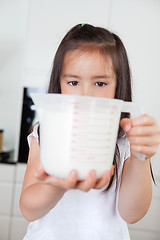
[0,163,160,239]
[0,163,28,240]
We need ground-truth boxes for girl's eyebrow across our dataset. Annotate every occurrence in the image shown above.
[62,74,112,79]
[62,74,79,78]
[92,75,111,79]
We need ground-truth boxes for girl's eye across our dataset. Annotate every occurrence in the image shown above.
[96,82,107,87]
[68,81,79,86]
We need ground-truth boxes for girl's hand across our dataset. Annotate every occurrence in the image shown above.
[34,163,114,192]
[120,114,160,158]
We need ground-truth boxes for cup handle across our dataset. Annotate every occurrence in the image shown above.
[122,101,146,161]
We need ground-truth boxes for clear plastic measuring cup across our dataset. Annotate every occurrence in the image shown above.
[31,93,145,180]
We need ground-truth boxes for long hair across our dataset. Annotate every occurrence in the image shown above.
[45,24,154,190]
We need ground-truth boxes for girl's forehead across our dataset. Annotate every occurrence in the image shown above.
[63,49,114,68]
[62,49,116,79]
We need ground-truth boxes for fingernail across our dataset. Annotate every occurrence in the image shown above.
[90,170,96,178]
[70,170,76,179]
[104,170,110,179]
[125,124,130,132]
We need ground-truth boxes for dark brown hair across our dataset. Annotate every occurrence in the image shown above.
[45,23,155,189]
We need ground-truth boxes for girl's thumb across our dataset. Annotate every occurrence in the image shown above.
[34,164,47,178]
[120,118,132,133]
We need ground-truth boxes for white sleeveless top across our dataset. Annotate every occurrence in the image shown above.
[24,125,131,240]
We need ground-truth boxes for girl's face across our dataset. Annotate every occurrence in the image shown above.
[60,50,117,98]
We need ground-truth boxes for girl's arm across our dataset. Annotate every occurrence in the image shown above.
[118,114,160,224]
[118,156,152,224]
[19,138,66,221]
[20,137,114,222]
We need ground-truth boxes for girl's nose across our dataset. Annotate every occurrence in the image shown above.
[81,85,93,96]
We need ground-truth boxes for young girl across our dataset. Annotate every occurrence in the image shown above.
[20,23,160,240]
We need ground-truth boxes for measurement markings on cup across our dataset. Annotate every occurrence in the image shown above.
[72,130,112,135]
[71,138,111,142]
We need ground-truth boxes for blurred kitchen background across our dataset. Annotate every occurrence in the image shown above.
[0,0,160,239]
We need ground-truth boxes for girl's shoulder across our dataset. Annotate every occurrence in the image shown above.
[27,123,39,147]
[117,135,130,162]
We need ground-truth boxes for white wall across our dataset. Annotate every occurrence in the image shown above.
[108,1,160,238]
[24,0,111,88]
[0,0,160,239]
[0,0,28,160]
[109,0,160,172]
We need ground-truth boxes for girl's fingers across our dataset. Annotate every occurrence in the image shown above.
[128,126,159,136]
[75,170,97,192]
[120,118,132,133]
[35,166,115,192]
[121,115,160,136]
[128,135,160,146]
[76,166,114,191]
[44,170,96,192]
[67,170,79,189]
[45,170,78,190]
[94,165,114,189]
[130,145,158,158]
[121,115,160,159]
[132,114,156,126]
[93,168,113,189]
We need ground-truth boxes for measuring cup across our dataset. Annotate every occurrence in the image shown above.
[31,93,145,180]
